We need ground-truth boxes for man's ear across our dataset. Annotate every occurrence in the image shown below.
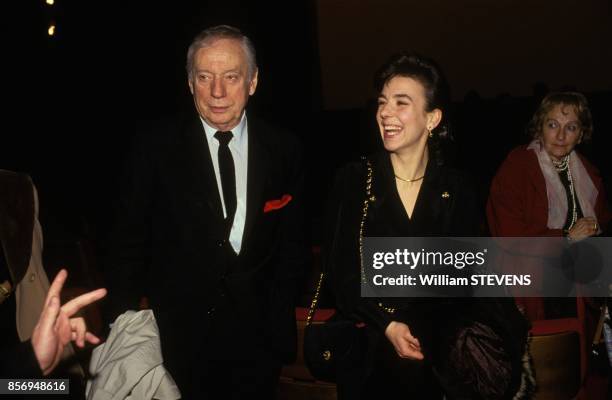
[248,68,259,96]
[188,78,194,95]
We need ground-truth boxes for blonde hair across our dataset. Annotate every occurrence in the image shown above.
[527,92,593,142]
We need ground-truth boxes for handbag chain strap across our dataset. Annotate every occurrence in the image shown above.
[306,272,325,326]
[306,159,374,326]
[359,161,395,314]
[359,160,374,284]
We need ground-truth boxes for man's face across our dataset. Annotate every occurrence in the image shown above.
[188,38,258,131]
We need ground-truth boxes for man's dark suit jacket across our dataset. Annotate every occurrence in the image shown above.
[104,109,306,387]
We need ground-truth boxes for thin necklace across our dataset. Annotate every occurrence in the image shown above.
[394,174,424,183]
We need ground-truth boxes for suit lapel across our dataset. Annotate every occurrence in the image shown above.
[410,159,442,234]
[241,118,269,248]
[180,113,224,219]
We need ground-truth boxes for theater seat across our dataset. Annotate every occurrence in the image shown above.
[527,296,588,399]
[529,331,581,399]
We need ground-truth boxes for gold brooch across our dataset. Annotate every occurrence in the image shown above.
[441,191,450,199]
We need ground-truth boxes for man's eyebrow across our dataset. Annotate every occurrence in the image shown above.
[194,69,242,74]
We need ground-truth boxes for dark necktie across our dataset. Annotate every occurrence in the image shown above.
[214,131,237,227]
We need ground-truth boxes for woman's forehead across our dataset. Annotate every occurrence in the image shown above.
[546,103,578,119]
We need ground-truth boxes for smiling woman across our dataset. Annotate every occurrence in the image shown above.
[377,77,440,163]
[325,52,532,399]
[373,53,449,219]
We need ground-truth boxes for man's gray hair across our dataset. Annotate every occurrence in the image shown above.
[186,25,257,83]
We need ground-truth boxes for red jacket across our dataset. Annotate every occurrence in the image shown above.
[487,145,611,238]
[486,146,611,319]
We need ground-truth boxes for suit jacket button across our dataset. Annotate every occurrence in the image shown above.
[207,307,215,316]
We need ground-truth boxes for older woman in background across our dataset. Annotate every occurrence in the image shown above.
[487,92,612,318]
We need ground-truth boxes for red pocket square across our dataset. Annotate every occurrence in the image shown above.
[264,194,292,213]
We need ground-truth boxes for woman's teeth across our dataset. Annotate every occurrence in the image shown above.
[384,125,402,135]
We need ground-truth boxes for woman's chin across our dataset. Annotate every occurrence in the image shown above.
[547,151,570,161]
[383,142,400,153]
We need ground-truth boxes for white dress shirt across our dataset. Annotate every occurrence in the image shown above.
[200,113,248,254]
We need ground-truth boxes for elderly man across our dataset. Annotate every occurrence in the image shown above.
[105,25,306,398]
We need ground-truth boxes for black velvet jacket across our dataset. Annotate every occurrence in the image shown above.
[327,151,481,332]
[325,152,530,399]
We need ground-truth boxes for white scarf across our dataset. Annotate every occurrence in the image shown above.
[527,140,599,231]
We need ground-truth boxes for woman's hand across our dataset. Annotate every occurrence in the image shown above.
[567,217,599,241]
[384,321,424,360]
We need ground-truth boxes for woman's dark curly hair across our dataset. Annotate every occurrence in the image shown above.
[374,52,451,165]
[527,92,593,142]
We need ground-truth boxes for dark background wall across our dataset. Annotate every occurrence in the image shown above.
[2,1,611,284]
[317,0,612,108]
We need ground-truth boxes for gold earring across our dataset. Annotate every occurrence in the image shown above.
[428,128,433,138]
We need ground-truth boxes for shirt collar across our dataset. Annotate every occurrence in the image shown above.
[200,112,248,148]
